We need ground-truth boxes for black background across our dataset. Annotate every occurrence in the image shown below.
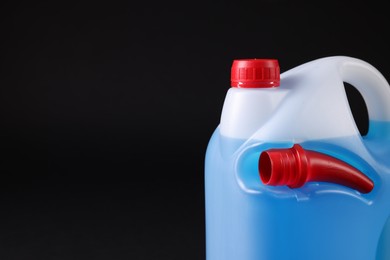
[0,0,389,259]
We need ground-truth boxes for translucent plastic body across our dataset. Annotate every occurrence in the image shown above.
[205,57,390,260]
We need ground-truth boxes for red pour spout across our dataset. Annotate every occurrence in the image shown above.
[259,144,374,194]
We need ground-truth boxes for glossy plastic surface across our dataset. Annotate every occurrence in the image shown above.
[205,56,390,260]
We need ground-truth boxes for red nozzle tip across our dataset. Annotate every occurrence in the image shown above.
[259,144,307,188]
[231,59,280,88]
[259,144,374,194]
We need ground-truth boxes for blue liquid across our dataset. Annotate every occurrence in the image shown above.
[205,121,390,260]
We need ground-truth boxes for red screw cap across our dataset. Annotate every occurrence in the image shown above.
[231,59,280,88]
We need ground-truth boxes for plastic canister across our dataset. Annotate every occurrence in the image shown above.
[205,56,390,260]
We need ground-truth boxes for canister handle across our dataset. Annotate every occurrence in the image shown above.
[339,57,390,138]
